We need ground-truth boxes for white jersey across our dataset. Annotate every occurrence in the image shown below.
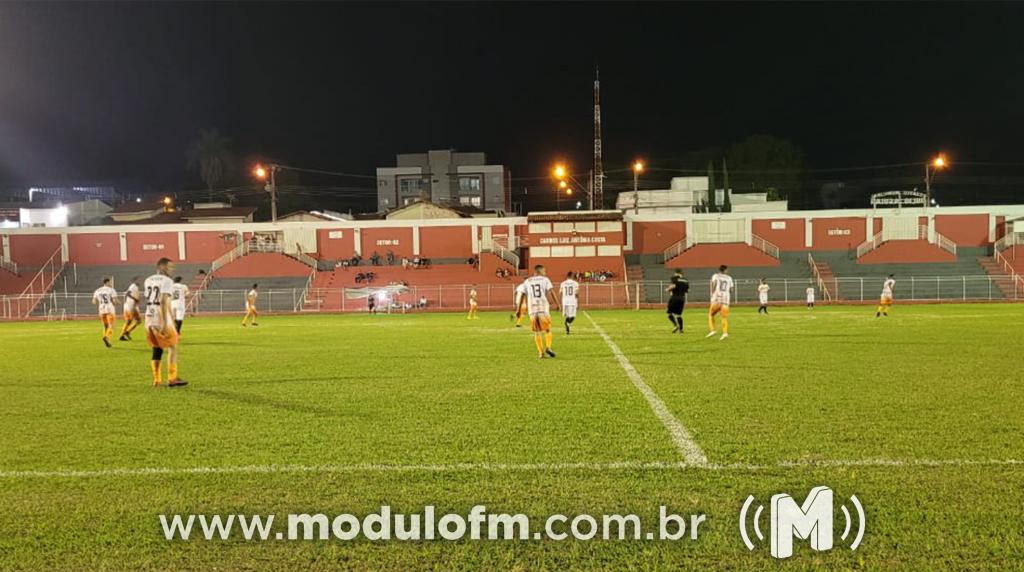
[757,284,770,304]
[710,273,734,306]
[469,288,478,304]
[882,278,896,297]
[143,274,175,330]
[247,289,258,308]
[92,286,118,316]
[559,279,580,307]
[521,275,554,316]
[171,283,190,320]
[806,287,815,303]
[124,283,140,312]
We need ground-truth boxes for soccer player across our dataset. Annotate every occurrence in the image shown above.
[706,264,734,340]
[241,283,259,327]
[467,285,479,320]
[559,272,580,334]
[515,265,560,358]
[119,278,142,341]
[757,278,770,315]
[144,258,187,387]
[876,274,896,317]
[171,276,190,333]
[91,278,119,347]
[665,270,689,333]
[806,283,816,310]
[512,282,528,327]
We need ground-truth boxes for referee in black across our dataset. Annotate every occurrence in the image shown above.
[665,270,689,334]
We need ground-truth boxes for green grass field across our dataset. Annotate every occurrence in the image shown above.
[2,305,1023,570]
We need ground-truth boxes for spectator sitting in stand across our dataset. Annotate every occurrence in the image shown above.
[370,251,381,266]
[386,250,396,265]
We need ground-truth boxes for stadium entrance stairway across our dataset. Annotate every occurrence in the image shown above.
[857,239,956,264]
[979,256,1022,299]
[665,242,779,268]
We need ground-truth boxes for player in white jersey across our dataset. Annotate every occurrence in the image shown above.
[559,272,580,334]
[242,284,259,327]
[706,265,735,340]
[467,286,479,320]
[119,279,142,341]
[92,277,119,347]
[171,276,190,334]
[806,284,816,309]
[757,279,770,315]
[514,265,560,358]
[144,258,187,387]
[512,282,528,327]
[876,274,896,317]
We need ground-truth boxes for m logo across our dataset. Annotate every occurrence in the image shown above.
[739,486,865,559]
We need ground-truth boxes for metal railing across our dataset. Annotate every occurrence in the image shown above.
[13,247,65,318]
[934,230,957,256]
[750,234,780,259]
[0,258,17,275]
[5,274,1021,320]
[662,235,694,263]
[287,249,319,269]
[807,253,832,302]
[856,231,885,258]
[481,239,521,269]
[295,268,318,312]
[994,232,1018,253]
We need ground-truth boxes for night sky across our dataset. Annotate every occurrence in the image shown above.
[2,1,1024,211]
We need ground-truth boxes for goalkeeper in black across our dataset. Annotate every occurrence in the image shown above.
[666,270,689,334]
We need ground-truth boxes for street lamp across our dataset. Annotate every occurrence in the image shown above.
[924,154,948,209]
[253,164,280,222]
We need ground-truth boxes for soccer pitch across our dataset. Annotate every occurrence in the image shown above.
[2,305,1022,570]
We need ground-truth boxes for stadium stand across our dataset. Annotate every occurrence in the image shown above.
[29,264,208,317]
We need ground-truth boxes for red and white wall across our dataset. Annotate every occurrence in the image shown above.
[1,205,1021,270]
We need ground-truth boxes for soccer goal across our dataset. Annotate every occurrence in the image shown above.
[46,308,67,321]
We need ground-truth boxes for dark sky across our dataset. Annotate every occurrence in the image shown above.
[2,1,1024,210]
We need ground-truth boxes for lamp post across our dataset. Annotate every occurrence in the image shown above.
[254,164,279,222]
[632,160,645,214]
[924,155,947,210]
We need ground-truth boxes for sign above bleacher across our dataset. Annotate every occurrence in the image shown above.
[870,190,926,208]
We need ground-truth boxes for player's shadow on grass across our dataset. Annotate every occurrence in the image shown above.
[192,387,343,418]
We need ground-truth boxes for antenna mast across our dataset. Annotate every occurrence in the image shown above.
[592,66,603,210]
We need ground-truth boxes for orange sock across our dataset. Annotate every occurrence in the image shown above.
[544,332,552,349]
[151,361,162,385]
[168,363,178,381]
[722,317,729,334]
[534,335,544,355]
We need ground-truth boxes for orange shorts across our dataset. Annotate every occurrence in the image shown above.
[124,309,140,321]
[101,314,115,327]
[530,314,552,333]
[880,295,893,305]
[146,326,179,349]
[709,303,731,317]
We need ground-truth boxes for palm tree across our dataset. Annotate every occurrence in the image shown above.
[186,129,232,201]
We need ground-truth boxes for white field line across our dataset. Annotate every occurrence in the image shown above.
[1,458,1022,480]
[584,311,709,467]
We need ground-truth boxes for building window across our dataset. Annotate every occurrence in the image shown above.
[458,175,482,194]
[398,176,424,196]
[459,196,482,207]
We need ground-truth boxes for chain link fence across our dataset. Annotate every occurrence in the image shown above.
[2,274,1020,320]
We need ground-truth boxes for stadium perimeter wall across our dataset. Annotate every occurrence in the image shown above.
[1,206,1020,272]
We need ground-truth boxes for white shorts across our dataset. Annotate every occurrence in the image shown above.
[758,295,768,305]
[174,308,186,321]
[562,304,577,318]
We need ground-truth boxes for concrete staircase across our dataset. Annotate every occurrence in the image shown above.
[979,257,1021,299]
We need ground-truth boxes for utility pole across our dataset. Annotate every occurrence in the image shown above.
[268,165,278,222]
[592,66,603,210]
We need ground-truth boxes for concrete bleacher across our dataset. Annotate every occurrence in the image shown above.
[629,251,812,304]
[30,264,208,317]
[810,247,1002,300]
[195,276,312,313]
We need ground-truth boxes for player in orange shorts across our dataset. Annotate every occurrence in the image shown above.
[119,278,142,341]
[143,258,187,387]
[706,264,735,341]
[515,265,560,358]
[91,277,119,348]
